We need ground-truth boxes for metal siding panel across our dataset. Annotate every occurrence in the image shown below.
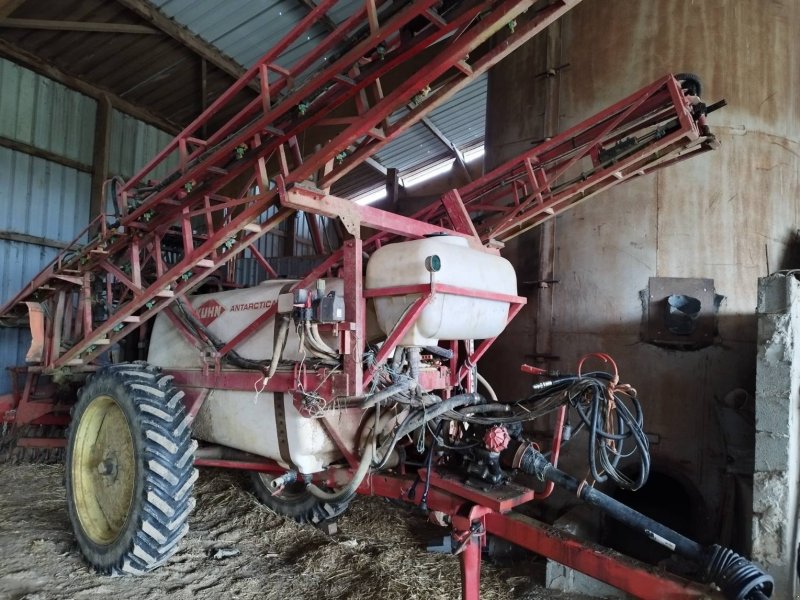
[0,146,91,393]
[0,57,97,165]
[0,242,60,394]
[109,109,178,180]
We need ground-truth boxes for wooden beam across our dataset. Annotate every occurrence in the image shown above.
[386,167,399,209]
[285,211,297,255]
[114,0,257,92]
[364,156,387,176]
[419,115,472,181]
[0,18,159,34]
[0,38,181,134]
[0,134,92,172]
[90,95,112,221]
[200,58,208,138]
[0,0,27,19]
[420,115,461,159]
[0,230,69,250]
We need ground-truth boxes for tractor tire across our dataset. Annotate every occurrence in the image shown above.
[250,471,351,525]
[65,362,197,575]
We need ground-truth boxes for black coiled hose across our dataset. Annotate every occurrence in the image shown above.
[448,372,650,491]
[570,375,650,491]
[704,545,774,600]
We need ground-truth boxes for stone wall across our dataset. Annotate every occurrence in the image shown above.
[754,274,800,597]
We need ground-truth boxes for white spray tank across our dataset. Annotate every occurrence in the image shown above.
[147,279,362,474]
[365,235,517,346]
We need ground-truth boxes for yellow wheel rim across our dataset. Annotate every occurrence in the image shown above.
[71,394,136,545]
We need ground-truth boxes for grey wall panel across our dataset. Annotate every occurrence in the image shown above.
[0,57,96,165]
[108,109,178,181]
[0,147,91,393]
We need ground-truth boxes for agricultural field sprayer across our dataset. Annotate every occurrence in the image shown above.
[0,0,772,598]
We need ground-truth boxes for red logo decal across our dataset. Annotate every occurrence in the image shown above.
[196,299,225,327]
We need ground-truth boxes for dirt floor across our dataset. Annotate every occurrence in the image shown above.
[0,465,592,600]
[0,464,593,600]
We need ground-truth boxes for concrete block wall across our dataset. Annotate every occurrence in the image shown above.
[754,274,800,597]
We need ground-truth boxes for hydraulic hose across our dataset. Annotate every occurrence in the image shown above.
[476,371,498,402]
[310,323,338,356]
[360,377,418,409]
[374,392,484,470]
[268,316,290,379]
[174,297,291,373]
[302,322,338,360]
[510,445,773,600]
[306,436,375,503]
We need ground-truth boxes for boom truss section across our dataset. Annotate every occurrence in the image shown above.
[0,0,580,372]
[419,74,721,242]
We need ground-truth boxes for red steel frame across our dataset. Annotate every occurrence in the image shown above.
[0,1,724,598]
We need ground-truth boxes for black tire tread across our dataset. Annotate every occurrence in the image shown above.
[250,472,350,526]
[65,362,196,575]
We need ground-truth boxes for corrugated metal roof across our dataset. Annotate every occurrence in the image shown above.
[0,57,97,165]
[331,161,385,200]
[374,122,451,174]
[0,0,488,200]
[144,0,486,189]
[0,0,250,130]
[150,0,331,70]
[428,73,487,150]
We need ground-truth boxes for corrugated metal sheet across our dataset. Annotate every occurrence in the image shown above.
[428,73,487,150]
[332,161,385,200]
[0,147,91,393]
[108,109,178,180]
[150,0,330,70]
[0,57,96,165]
[0,0,247,129]
[374,122,450,174]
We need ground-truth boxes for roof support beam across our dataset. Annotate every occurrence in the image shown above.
[420,115,462,161]
[0,38,181,134]
[364,156,387,176]
[0,18,159,34]
[0,0,26,19]
[0,134,93,173]
[114,0,258,92]
[419,115,472,181]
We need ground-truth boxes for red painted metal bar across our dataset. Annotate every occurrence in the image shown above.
[343,238,364,392]
[17,437,67,448]
[324,0,582,186]
[460,533,482,600]
[363,294,433,388]
[194,458,285,473]
[457,302,526,384]
[539,405,566,499]
[120,0,341,192]
[123,0,444,225]
[364,283,526,305]
[460,76,711,242]
[217,305,279,358]
[483,511,720,599]
[279,183,476,242]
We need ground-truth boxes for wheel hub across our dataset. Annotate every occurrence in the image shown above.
[71,395,135,545]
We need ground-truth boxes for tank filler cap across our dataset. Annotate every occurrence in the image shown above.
[425,255,441,273]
